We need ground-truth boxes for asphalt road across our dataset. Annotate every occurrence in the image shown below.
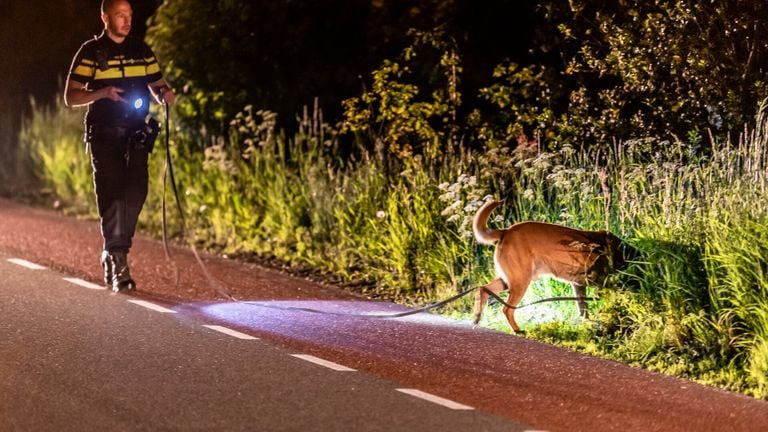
[0,255,527,431]
[2,198,768,431]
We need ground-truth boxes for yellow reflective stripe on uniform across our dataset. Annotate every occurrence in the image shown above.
[146,63,160,75]
[104,58,148,67]
[94,65,151,80]
[73,64,95,77]
[80,58,96,66]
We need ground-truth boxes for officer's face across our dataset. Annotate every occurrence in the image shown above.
[103,1,133,38]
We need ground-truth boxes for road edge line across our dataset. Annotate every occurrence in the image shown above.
[63,277,106,290]
[395,388,474,410]
[291,354,356,372]
[7,258,47,270]
[202,325,258,340]
[127,299,177,314]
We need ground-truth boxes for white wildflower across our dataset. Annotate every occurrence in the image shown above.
[439,190,456,202]
[523,189,535,200]
[441,200,462,216]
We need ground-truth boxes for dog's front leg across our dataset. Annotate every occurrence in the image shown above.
[571,283,589,319]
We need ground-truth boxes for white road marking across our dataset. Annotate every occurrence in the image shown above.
[291,354,356,372]
[63,277,106,290]
[127,300,177,314]
[7,258,46,270]
[395,388,474,410]
[202,325,258,340]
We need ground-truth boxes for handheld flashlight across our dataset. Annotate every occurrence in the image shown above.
[133,97,145,110]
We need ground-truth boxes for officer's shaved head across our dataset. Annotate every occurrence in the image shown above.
[101,0,131,15]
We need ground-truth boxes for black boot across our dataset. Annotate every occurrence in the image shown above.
[109,252,136,292]
[100,250,113,285]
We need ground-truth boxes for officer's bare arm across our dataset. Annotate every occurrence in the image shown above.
[65,80,126,107]
[149,79,176,105]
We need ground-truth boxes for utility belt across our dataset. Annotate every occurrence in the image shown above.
[87,118,160,154]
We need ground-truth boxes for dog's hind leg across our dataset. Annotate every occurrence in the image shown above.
[473,278,505,324]
[571,283,589,319]
[500,275,532,334]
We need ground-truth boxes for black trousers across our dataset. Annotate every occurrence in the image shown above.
[87,124,149,254]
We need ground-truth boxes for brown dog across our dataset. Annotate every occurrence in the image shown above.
[472,200,633,332]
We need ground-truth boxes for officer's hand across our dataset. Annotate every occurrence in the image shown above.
[100,86,127,103]
[159,88,176,105]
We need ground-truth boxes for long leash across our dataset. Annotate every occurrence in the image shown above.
[242,285,478,318]
[481,288,598,312]
[160,102,237,301]
[240,288,598,319]
[158,104,599,317]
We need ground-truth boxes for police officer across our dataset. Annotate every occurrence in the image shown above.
[65,0,176,292]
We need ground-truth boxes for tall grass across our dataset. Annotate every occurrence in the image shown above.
[18,98,95,214]
[17,96,768,399]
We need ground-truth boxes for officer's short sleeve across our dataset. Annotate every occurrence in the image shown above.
[143,43,163,83]
[68,42,96,85]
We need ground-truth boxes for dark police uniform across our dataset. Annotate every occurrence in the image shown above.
[68,32,162,291]
[67,32,163,288]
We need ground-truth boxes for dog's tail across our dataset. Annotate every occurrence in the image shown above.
[472,199,504,245]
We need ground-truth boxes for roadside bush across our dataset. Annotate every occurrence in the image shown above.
[526,0,768,146]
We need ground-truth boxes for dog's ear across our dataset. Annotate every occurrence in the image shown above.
[620,242,641,263]
[611,238,640,270]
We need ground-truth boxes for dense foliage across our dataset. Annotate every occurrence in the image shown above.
[531,0,768,147]
[145,0,534,136]
[146,0,768,150]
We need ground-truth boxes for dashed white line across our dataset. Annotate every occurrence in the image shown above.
[63,277,106,290]
[7,258,46,270]
[202,325,258,340]
[395,388,474,410]
[127,299,177,314]
[291,354,356,372]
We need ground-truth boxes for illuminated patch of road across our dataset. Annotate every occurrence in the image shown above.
[395,389,474,410]
[127,299,177,314]
[7,258,46,270]
[63,277,106,290]
[202,325,258,340]
[291,354,356,371]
